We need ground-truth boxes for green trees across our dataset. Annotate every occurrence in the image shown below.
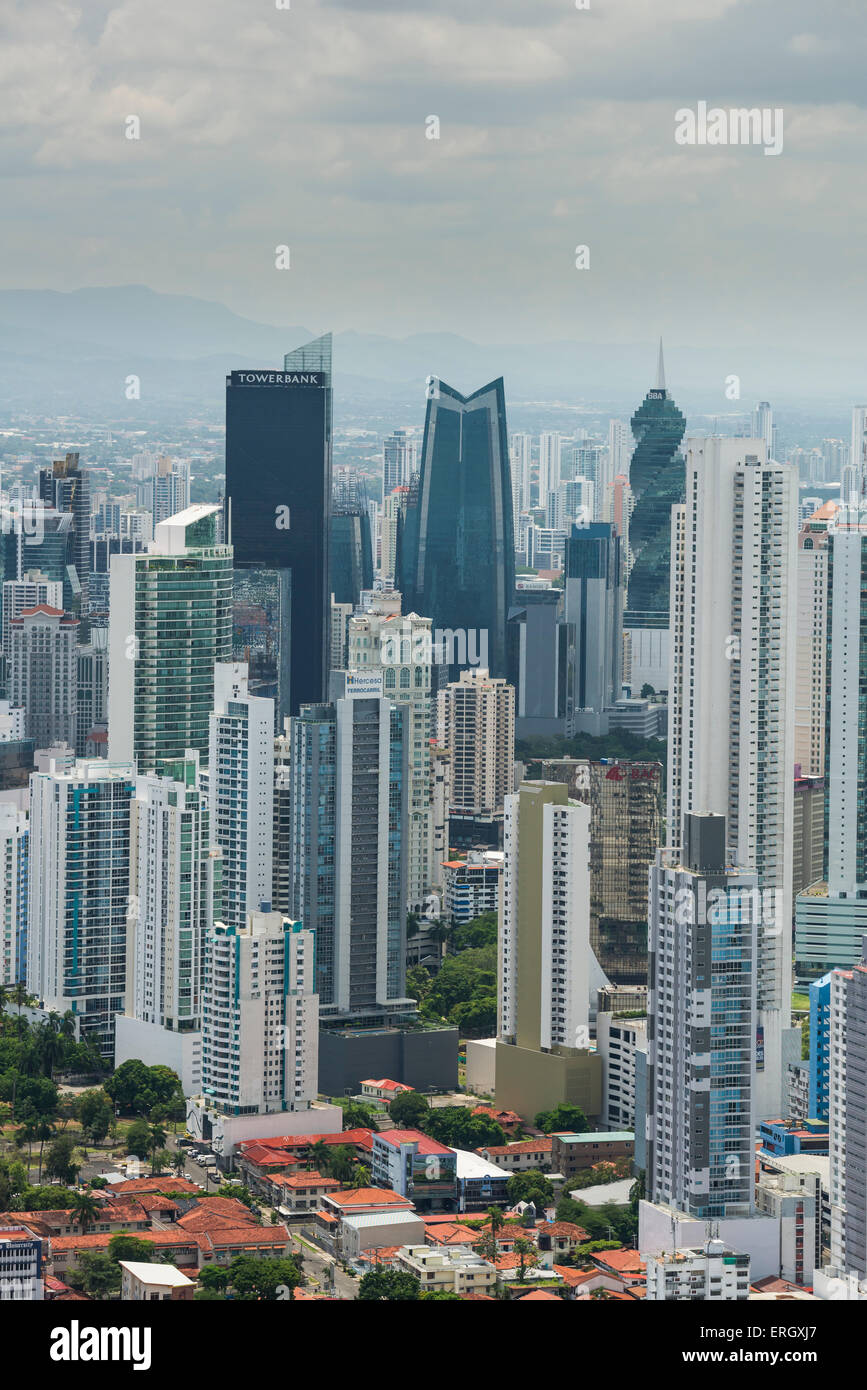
[405,967,432,1005]
[450,912,497,952]
[76,1088,113,1146]
[387,1090,430,1129]
[423,1107,505,1149]
[44,1134,79,1186]
[218,1183,254,1208]
[148,1123,168,1174]
[70,1191,100,1233]
[326,1145,356,1185]
[506,1170,554,1209]
[341,1102,378,1131]
[307,1139,330,1173]
[512,1235,537,1282]
[357,1268,421,1301]
[228,1254,303,1300]
[125,1119,152,1160]
[104,1060,183,1117]
[69,1250,121,1298]
[533,1103,590,1135]
[419,946,497,1036]
[107,1234,155,1264]
[554,1195,637,1245]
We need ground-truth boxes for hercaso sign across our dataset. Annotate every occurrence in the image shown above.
[229,371,323,386]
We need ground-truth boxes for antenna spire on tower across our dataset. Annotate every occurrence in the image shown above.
[656,336,666,392]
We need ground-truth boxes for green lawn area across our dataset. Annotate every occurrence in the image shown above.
[792,991,810,1012]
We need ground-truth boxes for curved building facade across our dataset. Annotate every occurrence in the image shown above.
[626,341,686,620]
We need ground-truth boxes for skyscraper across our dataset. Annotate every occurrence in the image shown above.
[0,803,28,987]
[795,513,831,778]
[290,685,409,1021]
[28,758,135,1056]
[667,436,798,1118]
[37,452,90,632]
[563,522,624,735]
[8,605,78,750]
[509,432,532,521]
[538,431,561,514]
[383,429,417,501]
[149,455,191,527]
[208,663,274,930]
[626,340,686,621]
[108,504,233,770]
[495,780,600,1118]
[436,668,515,835]
[1,571,63,654]
[225,335,332,716]
[751,401,775,459]
[647,813,758,1219]
[114,755,222,1092]
[397,378,515,679]
[829,944,867,1276]
[330,474,373,609]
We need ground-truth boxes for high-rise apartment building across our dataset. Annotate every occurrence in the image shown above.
[0,803,28,987]
[509,432,532,521]
[108,504,232,770]
[208,663,274,931]
[201,911,318,1116]
[667,436,798,1118]
[225,336,332,716]
[495,781,599,1119]
[1,571,63,654]
[397,378,515,679]
[347,603,432,911]
[150,455,191,527]
[37,452,90,631]
[829,944,867,1276]
[379,487,408,584]
[75,628,109,757]
[647,813,758,1219]
[28,758,135,1056]
[795,515,831,777]
[751,401,775,459]
[8,605,78,750]
[383,429,417,501]
[290,688,409,1021]
[436,668,515,833]
[114,756,222,1092]
[538,432,561,513]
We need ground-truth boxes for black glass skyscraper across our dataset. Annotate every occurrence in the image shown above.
[225,334,332,716]
[397,377,515,679]
[626,340,686,621]
[330,473,373,608]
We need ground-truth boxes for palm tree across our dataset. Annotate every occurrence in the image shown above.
[487,1205,504,1242]
[71,1192,99,1234]
[35,1119,55,1182]
[149,1124,167,1175]
[172,1149,186,1177]
[308,1140,330,1175]
[353,1164,371,1188]
[16,1120,38,1174]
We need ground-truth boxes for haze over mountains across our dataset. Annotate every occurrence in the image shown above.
[0,285,862,420]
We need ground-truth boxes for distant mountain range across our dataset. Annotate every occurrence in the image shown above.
[0,284,861,420]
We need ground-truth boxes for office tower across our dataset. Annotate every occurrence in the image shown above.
[272,718,292,916]
[808,972,832,1122]
[37,452,90,631]
[208,663,274,931]
[9,605,78,750]
[508,587,566,737]
[829,944,867,1276]
[150,455,191,527]
[495,781,599,1118]
[0,506,73,608]
[225,335,332,717]
[1,572,63,653]
[792,769,824,914]
[347,604,432,911]
[436,668,515,838]
[537,757,663,984]
[538,432,561,511]
[522,523,567,572]
[0,803,28,986]
[290,688,409,1021]
[667,437,798,1118]
[563,522,624,736]
[201,911,318,1116]
[851,407,867,499]
[28,758,135,1056]
[114,756,222,1092]
[509,432,532,521]
[108,504,232,770]
[751,401,775,458]
[551,477,594,532]
[397,378,515,680]
[647,813,758,1219]
[383,429,417,501]
[75,628,108,757]
[795,515,831,777]
[626,339,686,621]
[330,474,373,609]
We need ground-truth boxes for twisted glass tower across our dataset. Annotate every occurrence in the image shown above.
[398,377,515,679]
[626,340,686,621]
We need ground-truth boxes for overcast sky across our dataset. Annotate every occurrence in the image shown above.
[2,0,867,357]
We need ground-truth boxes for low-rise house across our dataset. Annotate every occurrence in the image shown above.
[0,1202,150,1237]
[472,1106,524,1138]
[341,1211,427,1260]
[119,1260,195,1301]
[196,1225,293,1266]
[361,1079,414,1104]
[395,1243,497,1296]
[451,1148,510,1211]
[271,1172,342,1215]
[49,1228,202,1278]
[236,1141,303,1195]
[535,1220,590,1268]
[589,1248,646,1289]
[315,1188,417,1256]
[476,1137,553,1173]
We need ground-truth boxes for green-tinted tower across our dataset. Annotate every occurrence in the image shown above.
[626,340,686,621]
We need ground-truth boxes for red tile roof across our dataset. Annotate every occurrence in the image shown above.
[324,1188,413,1210]
[362,1079,414,1092]
[376,1128,452,1155]
[515,1289,562,1301]
[111,1177,200,1196]
[479,1138,553,1156]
